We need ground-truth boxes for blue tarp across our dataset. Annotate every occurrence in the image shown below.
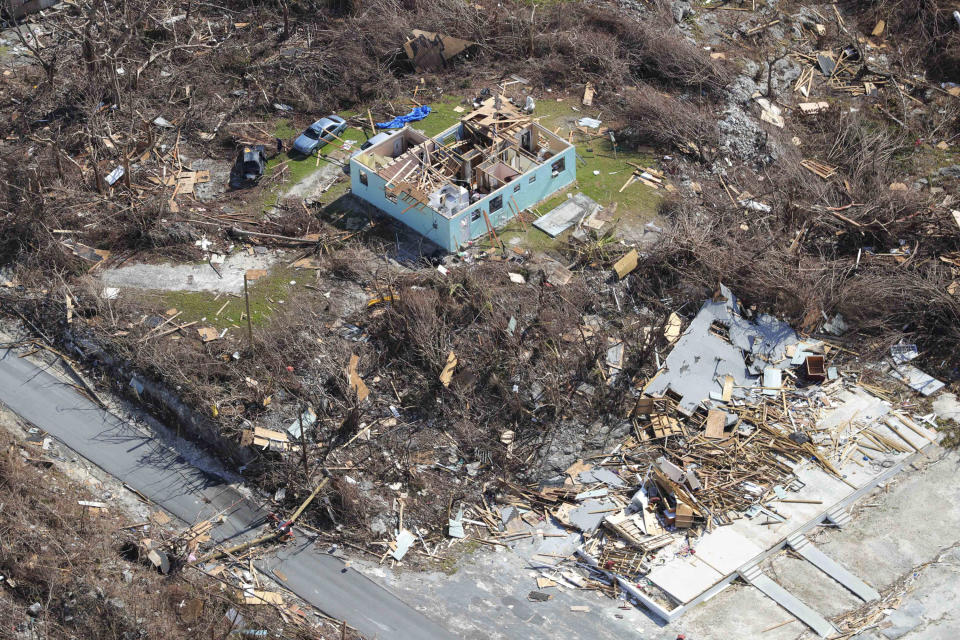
[376,105,432,129]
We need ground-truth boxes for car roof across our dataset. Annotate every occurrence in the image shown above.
[311,115,345,129]
[357,132,391,152]
[367,132,391,144]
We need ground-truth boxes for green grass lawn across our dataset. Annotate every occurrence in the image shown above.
[259,113,369,209]
[148,266,298,331]
[484,97,662,252]
[413,94,469,137]
[530,95,585,127]
[497,220,561,254]
[537,140,660,215]
[273,118,298,140]
[529,96,661,215]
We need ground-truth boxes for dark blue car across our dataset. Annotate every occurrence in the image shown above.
[291,115,347,156]
[229,145,267,189]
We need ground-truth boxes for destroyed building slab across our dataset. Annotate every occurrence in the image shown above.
[350,97,576,251]
[558,287,944,635]
[645,284,798,414]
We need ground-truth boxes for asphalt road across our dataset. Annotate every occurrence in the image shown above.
[0,347,455,640]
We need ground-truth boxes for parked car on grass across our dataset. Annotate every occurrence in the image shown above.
[229,145,267,189]
[291,115,347,156]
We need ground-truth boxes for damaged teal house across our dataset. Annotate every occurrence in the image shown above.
[349,97,576,252]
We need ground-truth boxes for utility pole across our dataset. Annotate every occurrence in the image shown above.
[201,476,330,562]
[243,272,253,349]
[298,405,310,477]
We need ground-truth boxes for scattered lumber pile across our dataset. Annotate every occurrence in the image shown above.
[620,163,673,193]
[480,288,940,607]
[800,158,838,179]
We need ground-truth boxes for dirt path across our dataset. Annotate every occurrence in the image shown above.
[285,160,346,203]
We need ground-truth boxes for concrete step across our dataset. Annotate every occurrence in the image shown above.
[738,562,836,638]
[739,561,764,583]
[786,533,880,602]
[785,531,810,551]
[825,506,852,528]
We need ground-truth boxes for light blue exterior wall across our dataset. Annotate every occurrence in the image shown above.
[451,144,577,249]
[350,160,453,249]
[349,126,577,252]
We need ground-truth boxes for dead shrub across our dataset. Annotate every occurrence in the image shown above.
[851,0,960,81]
[382,286,449,373]
[330,477,371,526]
[325,245,377,283]
[836,264,960,366]
[362,261,651,464]
[0,161,86,275]
[542,4,732,93]
[617,84,719,159]
[632,105,960,374]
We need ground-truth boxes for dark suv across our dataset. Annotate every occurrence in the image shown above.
[229,145,267,189]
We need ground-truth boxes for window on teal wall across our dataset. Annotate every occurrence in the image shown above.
[359,171,368,186]
[513,183,521,192]
[529,175,536,184]
[490,195,503,212]
[551,158,565,174]
[470,209,482,222]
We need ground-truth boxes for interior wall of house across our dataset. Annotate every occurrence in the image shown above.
[367,128,429,159]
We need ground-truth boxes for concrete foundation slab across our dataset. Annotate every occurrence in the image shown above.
[101,252,277,294]
[647,556,723,604]
[689,525,764,575]
[739,563,835,637]
[786,532,879,601]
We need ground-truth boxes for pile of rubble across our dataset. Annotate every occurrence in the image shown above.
[462,286,942,610]
[124,483,344,636]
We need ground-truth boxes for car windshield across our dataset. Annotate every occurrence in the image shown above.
[302,128,320,140]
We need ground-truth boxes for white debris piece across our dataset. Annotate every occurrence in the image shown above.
[105,166,125,186]
[739,199,772,213]
[889,364,945,396]
[448,505,466,539]
[391,529,416,560]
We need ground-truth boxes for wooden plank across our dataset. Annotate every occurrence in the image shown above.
[705,409,726,439]
[482,209,504,253]
[346,353,369,403]
[800,159,837,179]
[721,375,734,402]
[582,82,595,106]
[892,412,937,444]
[612,249,638,279]
[509,196,527,231]
[243,590,284,605]
[151,320,197,340]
